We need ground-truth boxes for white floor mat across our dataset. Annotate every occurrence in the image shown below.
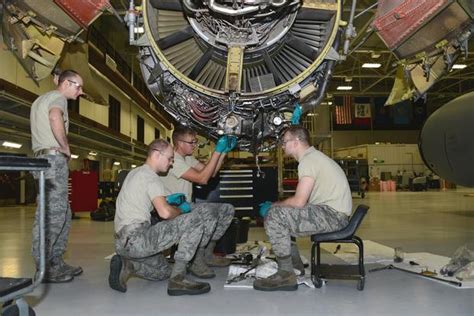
[321,240,474,289]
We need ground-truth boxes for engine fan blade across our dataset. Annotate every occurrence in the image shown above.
[189,48,214,80]
[157,25,194,50]
[296,8,333,21]
[263,51,283,86]
[150,0,183,11]
[286,33,318,60]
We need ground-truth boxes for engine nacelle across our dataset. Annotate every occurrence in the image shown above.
[419,91,474,187]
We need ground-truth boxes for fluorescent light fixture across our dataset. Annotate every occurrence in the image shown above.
[328,101,333,105]
[88,151,97,156]
[452,64,467,69]
[113,161,121,166]
[2,141,22,149]
[307,113,316,117]
[344,76,353,82]
[131,164,137,168]
[337,85,353,91]
[71,154,79,159]
[362,63,381,68]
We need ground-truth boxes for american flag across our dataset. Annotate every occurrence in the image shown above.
[335,96,352,125]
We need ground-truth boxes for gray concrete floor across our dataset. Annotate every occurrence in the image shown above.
[1,189,474,315]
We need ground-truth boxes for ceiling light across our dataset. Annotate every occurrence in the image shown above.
[113,161,121,166]
[328,101,333,105]
[337,86,353,91]
[131,164,137,168]
[344,76,353,82]
[362,63,381,68]
[71,154,79,159]
[88,151,97,156]
[2,141,22,149]
[452,64,467,69]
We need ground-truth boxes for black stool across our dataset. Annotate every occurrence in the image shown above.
[310,205,369,291]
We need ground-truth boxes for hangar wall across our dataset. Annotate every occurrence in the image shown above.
[332,130,420,149]
[0,46,170,145]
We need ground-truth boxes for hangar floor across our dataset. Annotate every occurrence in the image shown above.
[1,189,473,315]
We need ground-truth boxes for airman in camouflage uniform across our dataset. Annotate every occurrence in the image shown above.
[254,126,352,291]
[159,125,236,278]
[110,139,213,296]
[30,70,84,283]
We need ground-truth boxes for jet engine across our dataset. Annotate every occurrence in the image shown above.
[130,0,344,152]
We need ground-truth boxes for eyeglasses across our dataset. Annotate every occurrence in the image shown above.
[67,80,83,90]
[178,139,198,145]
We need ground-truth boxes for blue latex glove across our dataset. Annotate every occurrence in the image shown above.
[291,103,302,125]
[259,201,272,218]
[166,193,186,206]
[223,136,238,153]
[178,201,192,214]
[215,135,229,153]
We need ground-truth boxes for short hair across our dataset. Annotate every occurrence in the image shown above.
[172,125,196,144]
[58,70,80,85]
[148,139,170,156]
[283,125,310,146]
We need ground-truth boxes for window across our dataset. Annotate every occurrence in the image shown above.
[137,115,144,143]
[109,95,120,132]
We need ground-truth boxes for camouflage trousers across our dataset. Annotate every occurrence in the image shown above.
[31,154,71,268]
[115,208,216,281]
[265,204,349,257]
[191,202,235,242]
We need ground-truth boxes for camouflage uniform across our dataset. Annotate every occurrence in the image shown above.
[191,202,234,241]
[265,204,349,257]
[30,89,72,275]
[115,203,223,280]
[115,212,206,280]
[31,153,71,269]
[159,152,235,244]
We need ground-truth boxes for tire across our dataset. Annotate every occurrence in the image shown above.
[2,304,36,316]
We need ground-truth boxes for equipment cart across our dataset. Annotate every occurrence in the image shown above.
[0,156,50,316]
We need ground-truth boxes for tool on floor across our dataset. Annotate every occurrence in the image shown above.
[333,244,341,254]
[230,252,254,265]
[226,247,266,284]
[421,268,437,276]
[369,264,462,287]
